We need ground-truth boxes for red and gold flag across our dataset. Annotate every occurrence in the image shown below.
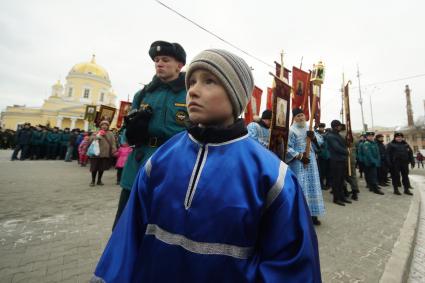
[266,87,273,110]
[292,66,310,120]
[116,101,132,128]
[244,86,263,124]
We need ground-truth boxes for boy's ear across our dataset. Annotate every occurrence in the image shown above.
[177,62,184,71]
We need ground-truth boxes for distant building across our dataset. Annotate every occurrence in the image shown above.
[354,84,425,153]
[375,121,425,153]
[0,55,117,130]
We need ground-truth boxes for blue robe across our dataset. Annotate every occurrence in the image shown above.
[285,125,325,217]
[91,131,322,283]
[247,121,270,148]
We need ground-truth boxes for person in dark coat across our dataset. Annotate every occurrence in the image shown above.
[30,126,45,159]
[46,127,60,159]
[375,134,389,186]
[386,132,415,195]
[65,129,79,162]
[355,134,366,178]
[11,123,32,160]
[316,123,330,190]
[359,132,384,195]
[89,120,117,186]
[326,120,351,206]
[59,128,71,159]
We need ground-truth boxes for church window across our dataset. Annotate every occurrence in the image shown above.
[84,89,90,99]
[68,88,73,97]
[100,93,105,102]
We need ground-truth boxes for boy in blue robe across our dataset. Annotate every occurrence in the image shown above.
[91,49,322,283]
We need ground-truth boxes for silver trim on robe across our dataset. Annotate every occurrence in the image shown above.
[266,162,288,209]
[146,224,254,259]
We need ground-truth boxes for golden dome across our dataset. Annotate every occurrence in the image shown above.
[69,55,110,81]
[53,80,62,87]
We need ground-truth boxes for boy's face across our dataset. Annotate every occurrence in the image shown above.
[186,69,234,127]
[154,56,183,82]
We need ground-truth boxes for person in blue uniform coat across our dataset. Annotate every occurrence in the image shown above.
[91,49,322,283]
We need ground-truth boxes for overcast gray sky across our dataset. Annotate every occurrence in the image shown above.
[1,0,424,130]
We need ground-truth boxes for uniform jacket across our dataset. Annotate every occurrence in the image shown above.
[376,140,388,167]
[359,140,380,167]
[15,128,32,145]
[30,130,45,146]
[386,140,414,166]
[60,131,71,146]
[120,73,188,190]
[47,131,60,144]
[355,140,365,163]
[317,131,330,160]
[92,120,321,283]
[326,130,348,162]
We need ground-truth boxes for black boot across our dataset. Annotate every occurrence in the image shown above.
[404,188,413,195]
[342,197,352,204]
[393,187,401,195]
[373,186,385,195]
[312,216,321,226]
[351,191,358,201]
[333,200,345,206]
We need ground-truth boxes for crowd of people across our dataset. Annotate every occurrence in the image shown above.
[2,122,134,187]
[2,39,422,282]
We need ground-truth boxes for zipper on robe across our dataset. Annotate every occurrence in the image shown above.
[185,144,208,209]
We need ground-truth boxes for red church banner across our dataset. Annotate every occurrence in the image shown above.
[292,66,310,120]
[266,87,273,110]
[244,86,263,124]
[116,101,132,128]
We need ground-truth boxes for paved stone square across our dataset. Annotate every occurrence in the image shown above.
[0,149,421,282]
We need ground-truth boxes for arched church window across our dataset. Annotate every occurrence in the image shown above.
[84,89,90,99]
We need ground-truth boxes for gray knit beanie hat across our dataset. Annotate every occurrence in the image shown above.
[185,49,254,118]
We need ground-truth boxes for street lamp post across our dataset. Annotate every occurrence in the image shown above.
[356,65,366,131]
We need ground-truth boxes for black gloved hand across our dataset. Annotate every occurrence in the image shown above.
[124,106,153,146]
[306,130,315,140]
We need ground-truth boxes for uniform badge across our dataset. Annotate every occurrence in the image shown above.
[175,110,187,125]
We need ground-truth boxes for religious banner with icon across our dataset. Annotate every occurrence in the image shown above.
[244,86,263,125]
[304,61,325,167]
[268,74,292,161]
[116,101,132,128]
[292,66,310,120]
[95,105,116,127]
[84,105,97,122]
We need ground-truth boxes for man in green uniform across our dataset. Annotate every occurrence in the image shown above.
[30,126,45,159]
[112,40,188,229]
[359,131,384,195]
[47,127,60,160]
